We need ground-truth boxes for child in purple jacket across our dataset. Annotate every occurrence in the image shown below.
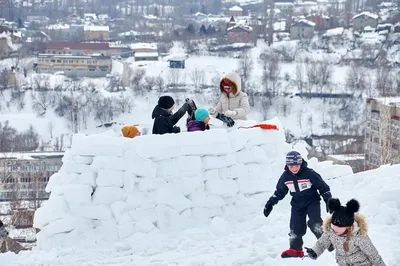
[187,109,210,132]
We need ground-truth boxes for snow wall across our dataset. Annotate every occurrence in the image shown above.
[33,118,353,250]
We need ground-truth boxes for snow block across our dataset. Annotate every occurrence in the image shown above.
[70,134,125,157]
[77,168,97,187]
[33,196,70,228]
[73,155,94,165]
[202,154,236,170]
[70,203,113,220]
[156,186,192,212]
[62,184,93,205]
[59,161,90,174]
[96,169,124,187]
[179,129,233,156]
[205,179,239,197]
[122,171,137,193]
[92,187,128,205]
[157,156,202,181]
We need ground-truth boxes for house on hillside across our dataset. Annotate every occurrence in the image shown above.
[0,32,20,59]
[307,14,330,31]
[352,12,379,32]
[275,0,294,15]
[229,6,243,17]
[227,24,252,43]
[290,20,315,39]
[83,25,109,41]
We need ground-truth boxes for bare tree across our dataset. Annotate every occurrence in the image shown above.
[114,93,133,114]
[130,68,146,94]
[189,67,205,91]
[295,62,306,93]
[260,50,281,97]
[32,91,54,116]
[155,76,165,95]
[375,67,394,96]
[237,51,253,92]
[167,69,182,87]
[143,76,156,92]
[47,122,54,139]
[346,65,366,94]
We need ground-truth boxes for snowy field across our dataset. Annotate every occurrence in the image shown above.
[0,118,399,266]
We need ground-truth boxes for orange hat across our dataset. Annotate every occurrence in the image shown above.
[121,126,139,138]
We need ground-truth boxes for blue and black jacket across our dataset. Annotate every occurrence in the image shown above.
[267,161,332,208]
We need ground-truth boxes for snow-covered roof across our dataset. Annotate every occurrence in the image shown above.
[292,19,316,27]
[353,12,379,20]
[130,43,157,50]
[47,24,70,30]
[323,27,344,37]
[0,32,20,51]
[227,24,252,32]
[84,13,97,20]
[134,52,159,58]
[229,5,243,11]
[83,25,109,32]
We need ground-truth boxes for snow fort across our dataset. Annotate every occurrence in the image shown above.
[33,118,353,249]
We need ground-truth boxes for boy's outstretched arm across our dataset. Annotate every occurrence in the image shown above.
[264,177,288,217]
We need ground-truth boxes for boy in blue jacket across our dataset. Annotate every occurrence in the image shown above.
[263,151,333,258]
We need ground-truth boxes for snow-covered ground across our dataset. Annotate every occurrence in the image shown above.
[0,118,399,265]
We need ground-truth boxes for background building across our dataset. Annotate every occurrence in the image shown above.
[365,98,400,169]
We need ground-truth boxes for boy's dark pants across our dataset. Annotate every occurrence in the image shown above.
[289,201,323,250]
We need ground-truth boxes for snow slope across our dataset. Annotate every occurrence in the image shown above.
[0,118,399,265]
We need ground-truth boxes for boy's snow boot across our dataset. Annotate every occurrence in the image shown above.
[281,249,304,258]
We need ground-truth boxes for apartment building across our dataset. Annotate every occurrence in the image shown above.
[36,53,112,77]
[365,98,400,169]
[45,42,110,56]
[0,152,64,201]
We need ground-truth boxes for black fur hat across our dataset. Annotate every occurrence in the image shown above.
[328,198,360,227]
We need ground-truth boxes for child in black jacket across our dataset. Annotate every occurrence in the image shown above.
[263,151,333,258]
[151,96,192,135]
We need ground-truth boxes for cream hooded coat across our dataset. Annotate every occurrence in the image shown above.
[312,214,386,266]
[213,72,250,120]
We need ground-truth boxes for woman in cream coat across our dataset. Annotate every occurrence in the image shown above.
[209,72,250,120]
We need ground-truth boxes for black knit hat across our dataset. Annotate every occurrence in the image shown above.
[328,198,360,227]
[158,96,175,109]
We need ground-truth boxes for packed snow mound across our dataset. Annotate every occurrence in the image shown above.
[33,118,353,250]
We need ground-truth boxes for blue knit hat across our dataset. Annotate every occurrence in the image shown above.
[286,151,303,166]
[195,109,209,122]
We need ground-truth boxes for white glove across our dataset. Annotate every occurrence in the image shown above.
[208,107,217,116]
[224,110,237,117]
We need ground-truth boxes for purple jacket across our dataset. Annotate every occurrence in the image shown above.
[187,120,210,132]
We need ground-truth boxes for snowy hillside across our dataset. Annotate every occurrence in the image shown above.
[0,118,399,265]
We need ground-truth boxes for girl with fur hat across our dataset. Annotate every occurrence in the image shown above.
[208,72,250,120]
[305,198,386,266]
[187,109,210,132]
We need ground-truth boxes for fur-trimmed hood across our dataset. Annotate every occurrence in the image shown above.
[220,72,241,95]
[323,213,368,236]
